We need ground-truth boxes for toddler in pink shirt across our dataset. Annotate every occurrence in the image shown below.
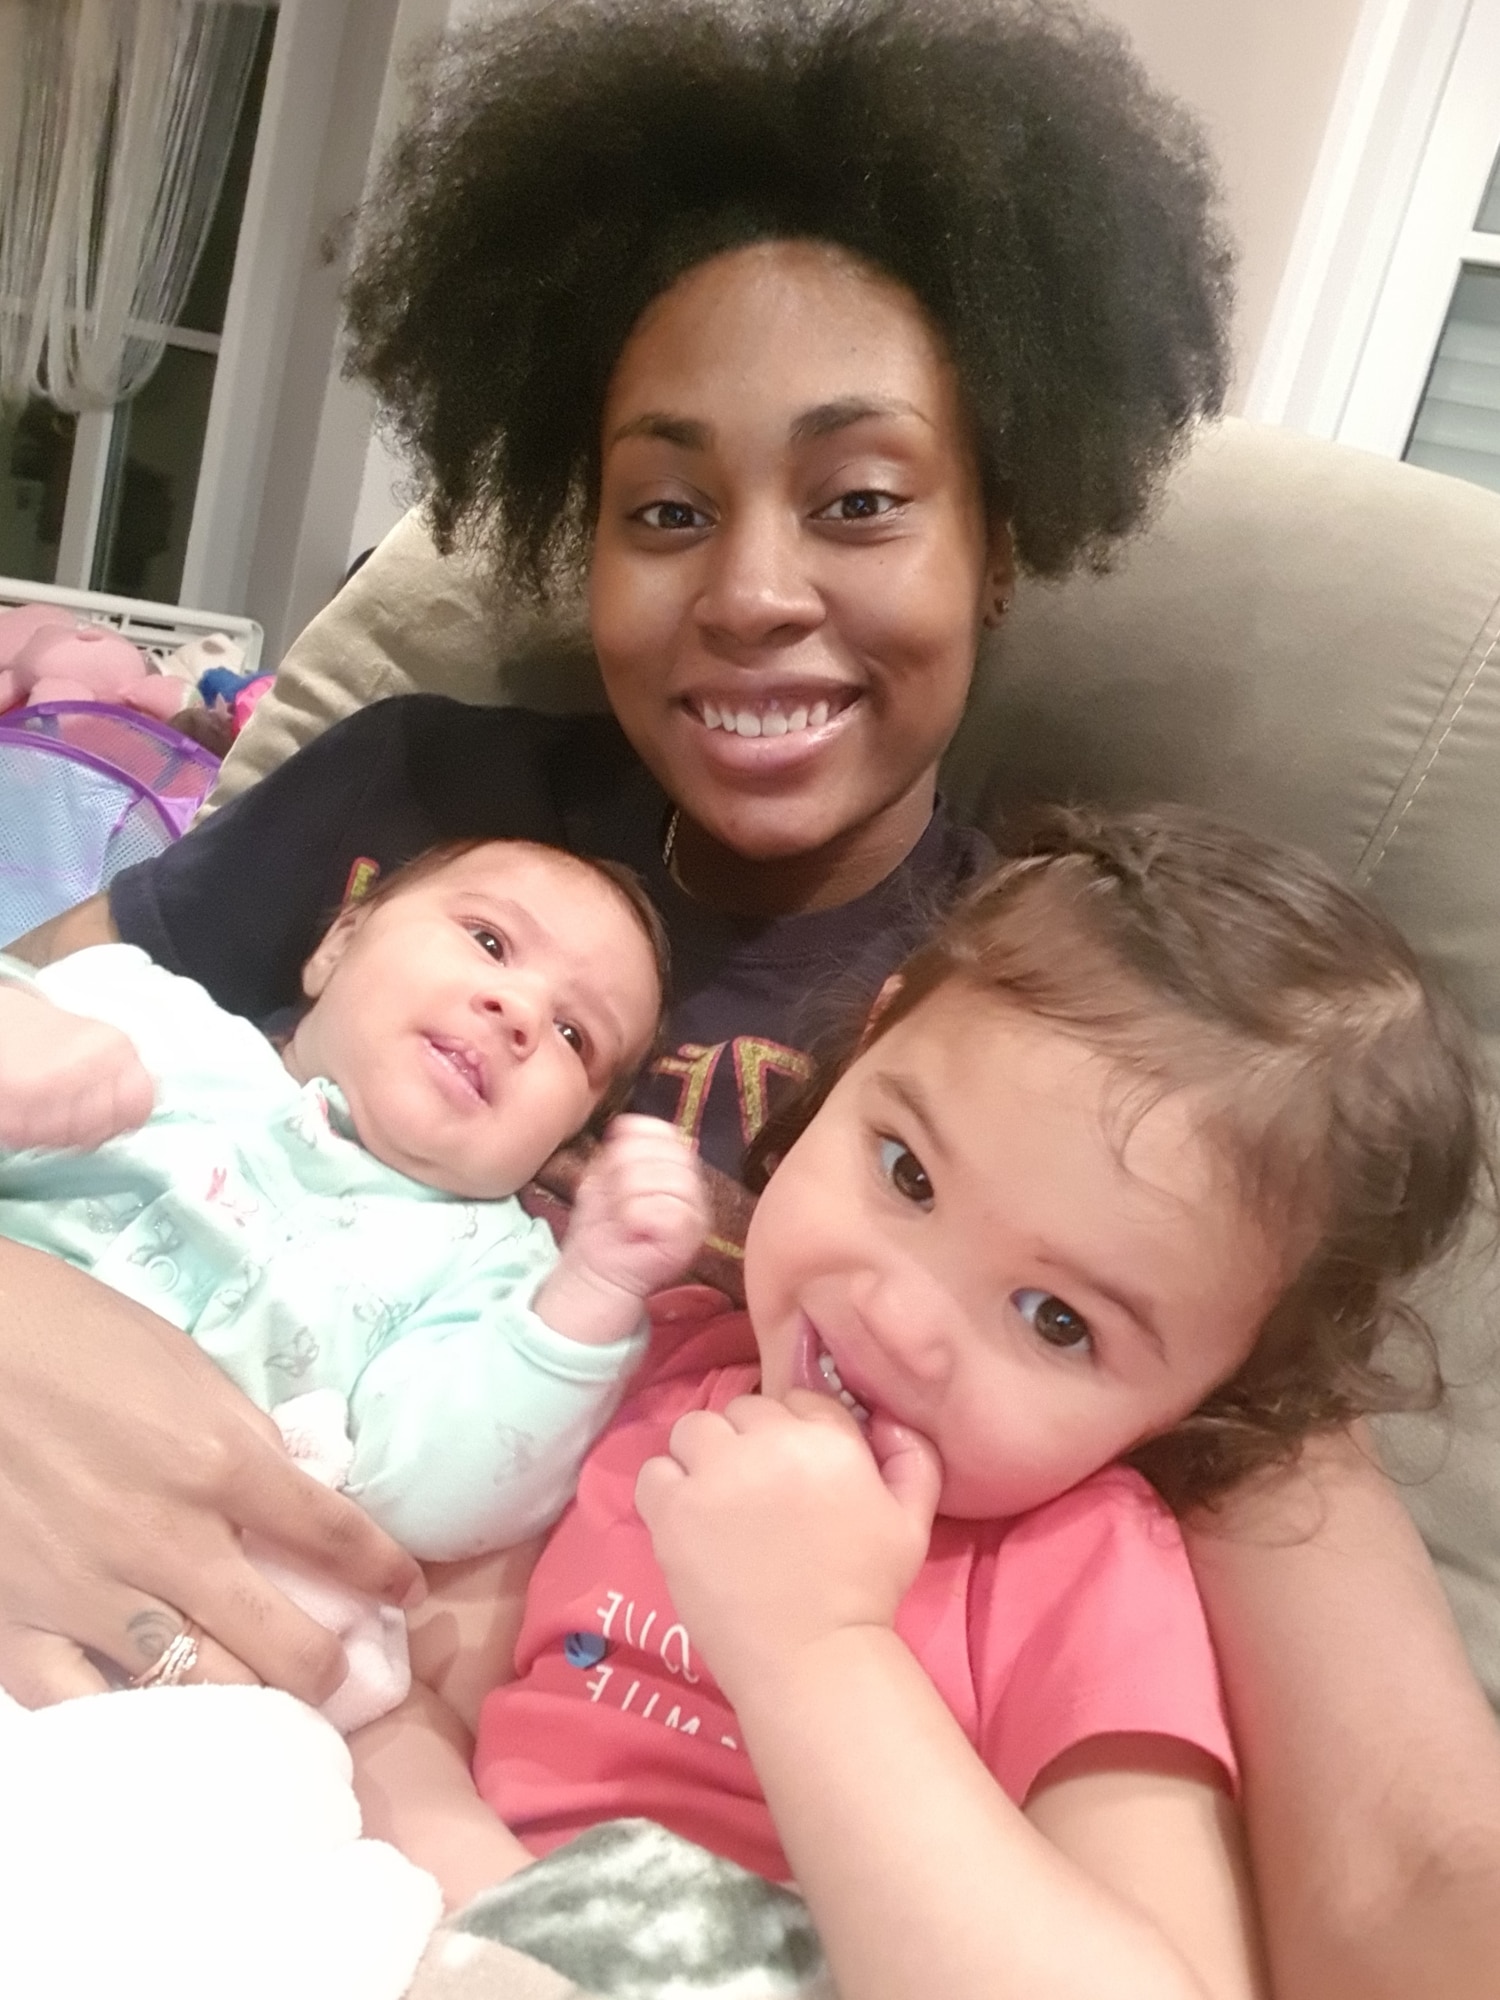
[354,806,1486,2000]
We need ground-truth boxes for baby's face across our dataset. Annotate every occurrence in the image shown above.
[747,986,1290,1518]
[286,845,660,1198]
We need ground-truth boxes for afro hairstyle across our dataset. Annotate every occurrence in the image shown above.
[344,0,1235,592]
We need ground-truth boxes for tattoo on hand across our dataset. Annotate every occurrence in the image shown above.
[126,1608,180,1668]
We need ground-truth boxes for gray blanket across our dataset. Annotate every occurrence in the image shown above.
[408,1821,834,2000]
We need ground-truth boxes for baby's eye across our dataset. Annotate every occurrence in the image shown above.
[555,1020,586,1057]
[467,925,507,961]
[634,499,708,532]
[816,489,899,523]
[878,1136,933,1208]
[1013,1289,1093,1355]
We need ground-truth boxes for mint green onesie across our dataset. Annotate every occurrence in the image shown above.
[0,946,645,1561]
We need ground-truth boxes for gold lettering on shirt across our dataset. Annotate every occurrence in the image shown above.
[733,1039,813,1144]
[649,1043,726,1144]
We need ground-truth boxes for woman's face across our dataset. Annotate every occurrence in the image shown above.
[590,241,1009,907]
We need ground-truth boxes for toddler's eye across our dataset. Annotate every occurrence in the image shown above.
[878,1136,933,1208]
[556,1021,585,1056]
[635,500,707,532]
[1013,1289,1093,1354]
[467,925,506,960]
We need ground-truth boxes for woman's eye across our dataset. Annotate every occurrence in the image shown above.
[1013,1289,1093,1355]
[817,489,898,523]
[635,499,707,532]
[555,1020,586,1056]
[467,925,506,961]
[878,1136,933,1208]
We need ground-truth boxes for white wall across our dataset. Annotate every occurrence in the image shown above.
[1092,0,1367,405]
[239,0,450,659]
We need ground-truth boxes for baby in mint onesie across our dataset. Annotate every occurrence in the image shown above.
[0,839,704,1717]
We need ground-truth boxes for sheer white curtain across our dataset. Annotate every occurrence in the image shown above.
[0,2,73,404]
[0,0,263,413]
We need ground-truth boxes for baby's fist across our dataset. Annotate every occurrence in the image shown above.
[0,983,154,1151]
[567,1115,707,1298]
[534,1117,706,1347]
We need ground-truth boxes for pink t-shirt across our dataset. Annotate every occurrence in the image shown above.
[474,1286,1236,1882]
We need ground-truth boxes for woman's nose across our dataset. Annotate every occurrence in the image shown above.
[693,504,824,648]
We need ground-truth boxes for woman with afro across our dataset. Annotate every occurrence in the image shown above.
[2,3,1496,1995]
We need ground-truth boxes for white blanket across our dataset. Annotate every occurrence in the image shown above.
[0,1681,441,2000]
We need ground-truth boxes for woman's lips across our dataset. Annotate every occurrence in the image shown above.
[691,690,855,736]
[677,691,860,772]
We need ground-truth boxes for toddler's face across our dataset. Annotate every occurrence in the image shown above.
[747,986,1290,1518]
[285,846,660,1198]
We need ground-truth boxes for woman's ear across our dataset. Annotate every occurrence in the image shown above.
[858,974,904,1045]
[980,520,1017,629]
[300,902,363,1000]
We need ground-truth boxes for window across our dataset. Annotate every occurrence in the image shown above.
[1247,0,1500,485]
[1402,152,1500,492]
[0,10,275,602]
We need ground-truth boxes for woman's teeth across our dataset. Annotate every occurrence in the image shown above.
[817,1343,870,1425]
[699,699,832,736]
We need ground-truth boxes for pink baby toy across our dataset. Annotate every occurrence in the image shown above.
[0,602,73,671]
[0,607,184,723]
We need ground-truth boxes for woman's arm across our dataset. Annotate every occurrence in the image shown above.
[0,1235,422,1705]
[1186,1426,1500,2000]
[3,890,117,963]
[352,1542,545,1906]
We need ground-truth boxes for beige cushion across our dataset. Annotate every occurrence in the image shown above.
[216,417,1500,1700]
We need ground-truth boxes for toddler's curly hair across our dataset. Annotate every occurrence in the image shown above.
[749,806,1491,1512]
[344,0,1234,592]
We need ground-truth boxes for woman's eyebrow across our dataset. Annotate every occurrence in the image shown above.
[609,397,930,451]
[609,412,708,449]
[790,396,930,442]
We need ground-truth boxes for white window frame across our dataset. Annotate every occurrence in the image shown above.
[1246,0,1500,454]
[180,0,354,610]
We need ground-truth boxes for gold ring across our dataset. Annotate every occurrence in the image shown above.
[129,1620,201,1690]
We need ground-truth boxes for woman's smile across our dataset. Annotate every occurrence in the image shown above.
[673,684,863,775]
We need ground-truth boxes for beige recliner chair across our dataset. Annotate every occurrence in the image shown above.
[218,416,1500,1701]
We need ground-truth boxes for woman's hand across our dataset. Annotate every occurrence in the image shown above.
[0,1237,422,1705]
[634,1391,941,1704]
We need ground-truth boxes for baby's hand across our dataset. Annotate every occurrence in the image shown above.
[533,1116,707,1346]
[0,983,154,1151]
